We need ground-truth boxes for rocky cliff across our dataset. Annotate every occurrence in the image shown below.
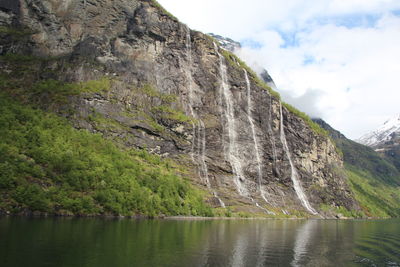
[0,0,359,217]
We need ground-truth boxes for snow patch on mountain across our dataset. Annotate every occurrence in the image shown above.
[356,114,400,147]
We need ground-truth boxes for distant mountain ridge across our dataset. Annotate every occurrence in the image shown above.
[207,33,241,51]
[356,114,400,174]
[357,114,400,148]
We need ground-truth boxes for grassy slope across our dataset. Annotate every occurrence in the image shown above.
[347,166,400,218]
[314,119,400,218]
[0,94,212,217]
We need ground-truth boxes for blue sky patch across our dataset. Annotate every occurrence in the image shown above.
[392,9,400,16]
[313,14,380,29]
[277,30,300,48]
[303,55,315,65]
[240,39,263,49]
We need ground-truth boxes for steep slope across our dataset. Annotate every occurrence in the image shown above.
[0,0,359,217]
[0,94,212,216]
[314,118,400,217]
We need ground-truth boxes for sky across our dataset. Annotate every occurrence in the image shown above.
[157,0,400,139]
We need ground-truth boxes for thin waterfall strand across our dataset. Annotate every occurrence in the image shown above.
[243,69,273,208]
[214,43,247,196]
[268,95,278,167]
[184,28,197,162]
[186,31,225,207]
[279,103,317,215]
[184,29,210,187]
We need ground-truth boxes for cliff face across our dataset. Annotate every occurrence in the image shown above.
[0,0,358,216]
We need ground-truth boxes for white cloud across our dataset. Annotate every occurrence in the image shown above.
[157,0,400,139]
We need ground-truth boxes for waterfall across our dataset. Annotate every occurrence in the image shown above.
[214,192,226,208]
[183,28,197,163]
[214,43,247,196]
[184,27,206,184]
[185,29,225,207]
[243,69,273,207]
[198,120,209,186]
[279,102,317,215]
[268,95,278,167]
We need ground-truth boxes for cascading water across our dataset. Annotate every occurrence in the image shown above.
[214,43,247,196]
[279,102,318,215]
[198,120,209,186]
[183,28,197,163]
[185,30,225,207]
[243,70,273,209]
[268,95,278,168]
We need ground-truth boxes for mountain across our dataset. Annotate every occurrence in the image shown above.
[357,114,400,148]
[207,33,241,51]
[0,0,389,218]
[356,114,400,177]
[314,118,400,217]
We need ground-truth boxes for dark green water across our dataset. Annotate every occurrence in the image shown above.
[0,217,399,266]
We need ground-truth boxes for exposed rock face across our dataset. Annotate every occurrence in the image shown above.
[0,0,359,215]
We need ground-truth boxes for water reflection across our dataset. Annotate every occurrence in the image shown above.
[0,217,399,266]
[291,220,317,266]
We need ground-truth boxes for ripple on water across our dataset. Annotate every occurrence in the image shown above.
[1,218,400,267]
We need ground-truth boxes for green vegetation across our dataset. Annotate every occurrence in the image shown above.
[122,83,194,131]
[88,112,129,132]
[319,203,365,218]
[315,119,400,186]
[0,94,212,217]
[0,26,34,40]
[0,53,41,63]
[219,49,281,99]
[149,0,178,21]
[151,105,194,123]
[29,78,111,104]
[346,166,400,218]
[139,83,177,103]
[0,52,111,105]
[282,102,329,137]
[314,119,400,218]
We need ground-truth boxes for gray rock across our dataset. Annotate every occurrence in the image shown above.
[0,0,359,216]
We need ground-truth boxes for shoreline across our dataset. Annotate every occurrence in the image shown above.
[0,211,388,220]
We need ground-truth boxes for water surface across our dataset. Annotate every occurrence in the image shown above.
[1,217,399,266]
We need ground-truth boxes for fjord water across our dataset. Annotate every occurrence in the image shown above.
[1,218,400,267]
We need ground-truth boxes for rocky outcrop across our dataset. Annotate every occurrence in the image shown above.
[0,0,359,216]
